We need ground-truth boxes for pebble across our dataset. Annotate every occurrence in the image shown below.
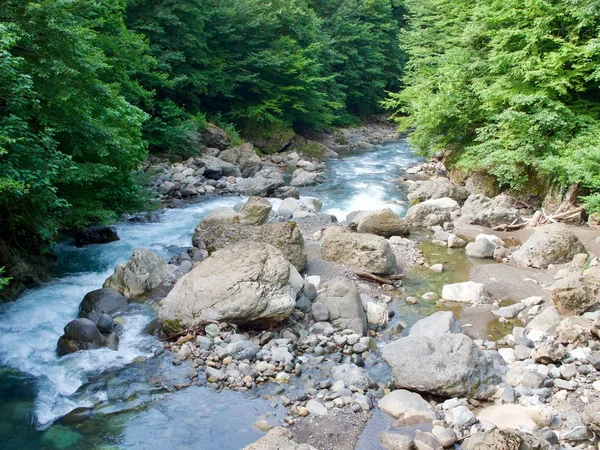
[306,399,328,416]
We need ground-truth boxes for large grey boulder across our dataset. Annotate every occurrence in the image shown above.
[551,275,596,316]
[404,198,460,228]
[356,208,409,237]
[238,197,272,225]
[407,178,469,204]
[511,223,587,269]
[382,333,503,399]
[290,169,324,187]
[378,389,438,424]
[320,227,396,275]
[218,143,262,178]
[197,155,241,179]
[314,281,367,335]
[465,236,497,259]
[197,222,307,271]
[242,428,318,450]
[408,311,462,339]
[200,123,230,150]
[74,226,119,247]
[159,241,301,329]
[233,168,284,197]
[330,363,374,389]
[78,288,127,317]
[103,249,174,299]
[56,318,104,356]
[460,194,521,227]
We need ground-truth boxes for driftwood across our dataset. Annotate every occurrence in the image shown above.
[492,207,584,231]
[356,272,396,285]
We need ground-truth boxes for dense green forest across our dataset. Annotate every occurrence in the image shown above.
[2,0,600,288]
[0,0,404,254]
[385,0,600,210]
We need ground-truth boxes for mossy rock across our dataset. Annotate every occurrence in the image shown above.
[242,122,295,154]
[288,135,328,158]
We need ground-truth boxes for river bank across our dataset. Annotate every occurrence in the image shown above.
[1,129,600,450]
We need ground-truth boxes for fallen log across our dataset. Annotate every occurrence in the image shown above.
[356,272,395,285]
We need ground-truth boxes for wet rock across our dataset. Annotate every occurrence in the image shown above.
[313,281,367,335]
[233,168,285,197]
[290,168,324,187]
[219,143,262,178]
[238,197,272,225]
[159,242,302,329]
[408,311,462,339]
[404,198,460,228]
[199,222,306,271]
[441,281,489,304]
[407,178,469,204]
[356,208,409,238]
[366,302,389,325]
[330,363,374,390]
[74,226,119,247]
[78,288,127,318]
[103,249,174,299]
[56,318,105,356]
[381,433,413,450]
[460,194,521,228]
[320,227,397,275]
[382,333,502,399]
[378,389,438,424]
[511,223,586,269]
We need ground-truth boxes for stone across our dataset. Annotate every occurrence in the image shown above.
[233,168,285,197]
[408,311,462,339]
[404,198,460,228]
[441,281,489,304]
[200,123,230,150]
[56,318,104,356]
[271,346,294,364]
[445,405,476,428]
[378,390,438,424]
[320,227,397,275]
[366,302,389,325]
[534,341,566,364]
[159,242,302,329]
[103,249,174,299]
[511,223,587,269]
[466,237,496,259]
[290,169,324,187]
[197,155,241,179]
[429,264,443,273]
[74,226,119,247]
[199,207,240,229]
[311,303,329,322]
[460,194,521,228]
[582,402,600,434]
[492,303,526,319]
[238,197,272,225]
[205,367,225,382]
[414,431,442,450]
[219,143,262,178]
[382,333,502,399]
[314,281,367,335]
[306,399,328,416]
[447,234,466,248]
[227,340,259,360]
[243,123,295,154]
[431,426,456,448]
[526,306,562,333]
[552,280,596,316]
[460,428,551,450]
[381,433,414,450]
[78,288,127,318]
[242,428,318,450]
[253,420,273,433]
[556,317,593,345]
[356,208,409,237]
[199,222,307,271]
[330,364,373,390]
[477,405,538,432]
[407,177,469,204]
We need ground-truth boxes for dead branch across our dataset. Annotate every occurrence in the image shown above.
[356,272,395,285]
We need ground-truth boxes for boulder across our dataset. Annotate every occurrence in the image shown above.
[200,123,230,150]
[382,333,502,399]
[356,208,409,237]
[404,198,460,228]
[158,241,301,329]
[288,135,330,158]
[460,194,521,227]
[78,288,127,317]
[366,302,389,325]
[378,390,438,424]
[441,281,489,304]
[290,169,324,187]
[74,226,119,247]
[460,428,552,450]
[320,227,396,275]
[218,143,262,178]
[330,363,374,390]
[56,318,105,356]
[526,306,562,333]
[197,155,241,179]
[234,168,285,197]
[582,402,600,434]
[242,428,318,450]
[477,405,539,432]
[511,223,586,269]
[243,123,295,154]
[103,249,174,299]
[314,281,367,335]
[381,433,413,450]
[408,311,462,339]
[199,207,240,229]
[407,178,469,204]
[198,222,306,271]
[239,197,272,225]
[551,276,596,316]
[465,236,496,259]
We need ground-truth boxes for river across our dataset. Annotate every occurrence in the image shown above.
[0,139,423,449]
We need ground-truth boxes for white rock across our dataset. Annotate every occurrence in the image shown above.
[306,399,328,416]
[378,389,438,424]
[441,281,489,304]
[366,302,389,325]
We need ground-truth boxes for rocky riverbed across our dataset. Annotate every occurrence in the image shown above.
[2,126,600,450]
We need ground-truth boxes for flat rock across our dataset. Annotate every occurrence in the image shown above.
[378,389,438,424]
[441,281,489,304]
[408,311,462,339]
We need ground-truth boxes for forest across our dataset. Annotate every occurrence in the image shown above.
[1,0,600,265]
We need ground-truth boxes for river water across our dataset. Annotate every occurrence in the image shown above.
[0,139,423,449]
